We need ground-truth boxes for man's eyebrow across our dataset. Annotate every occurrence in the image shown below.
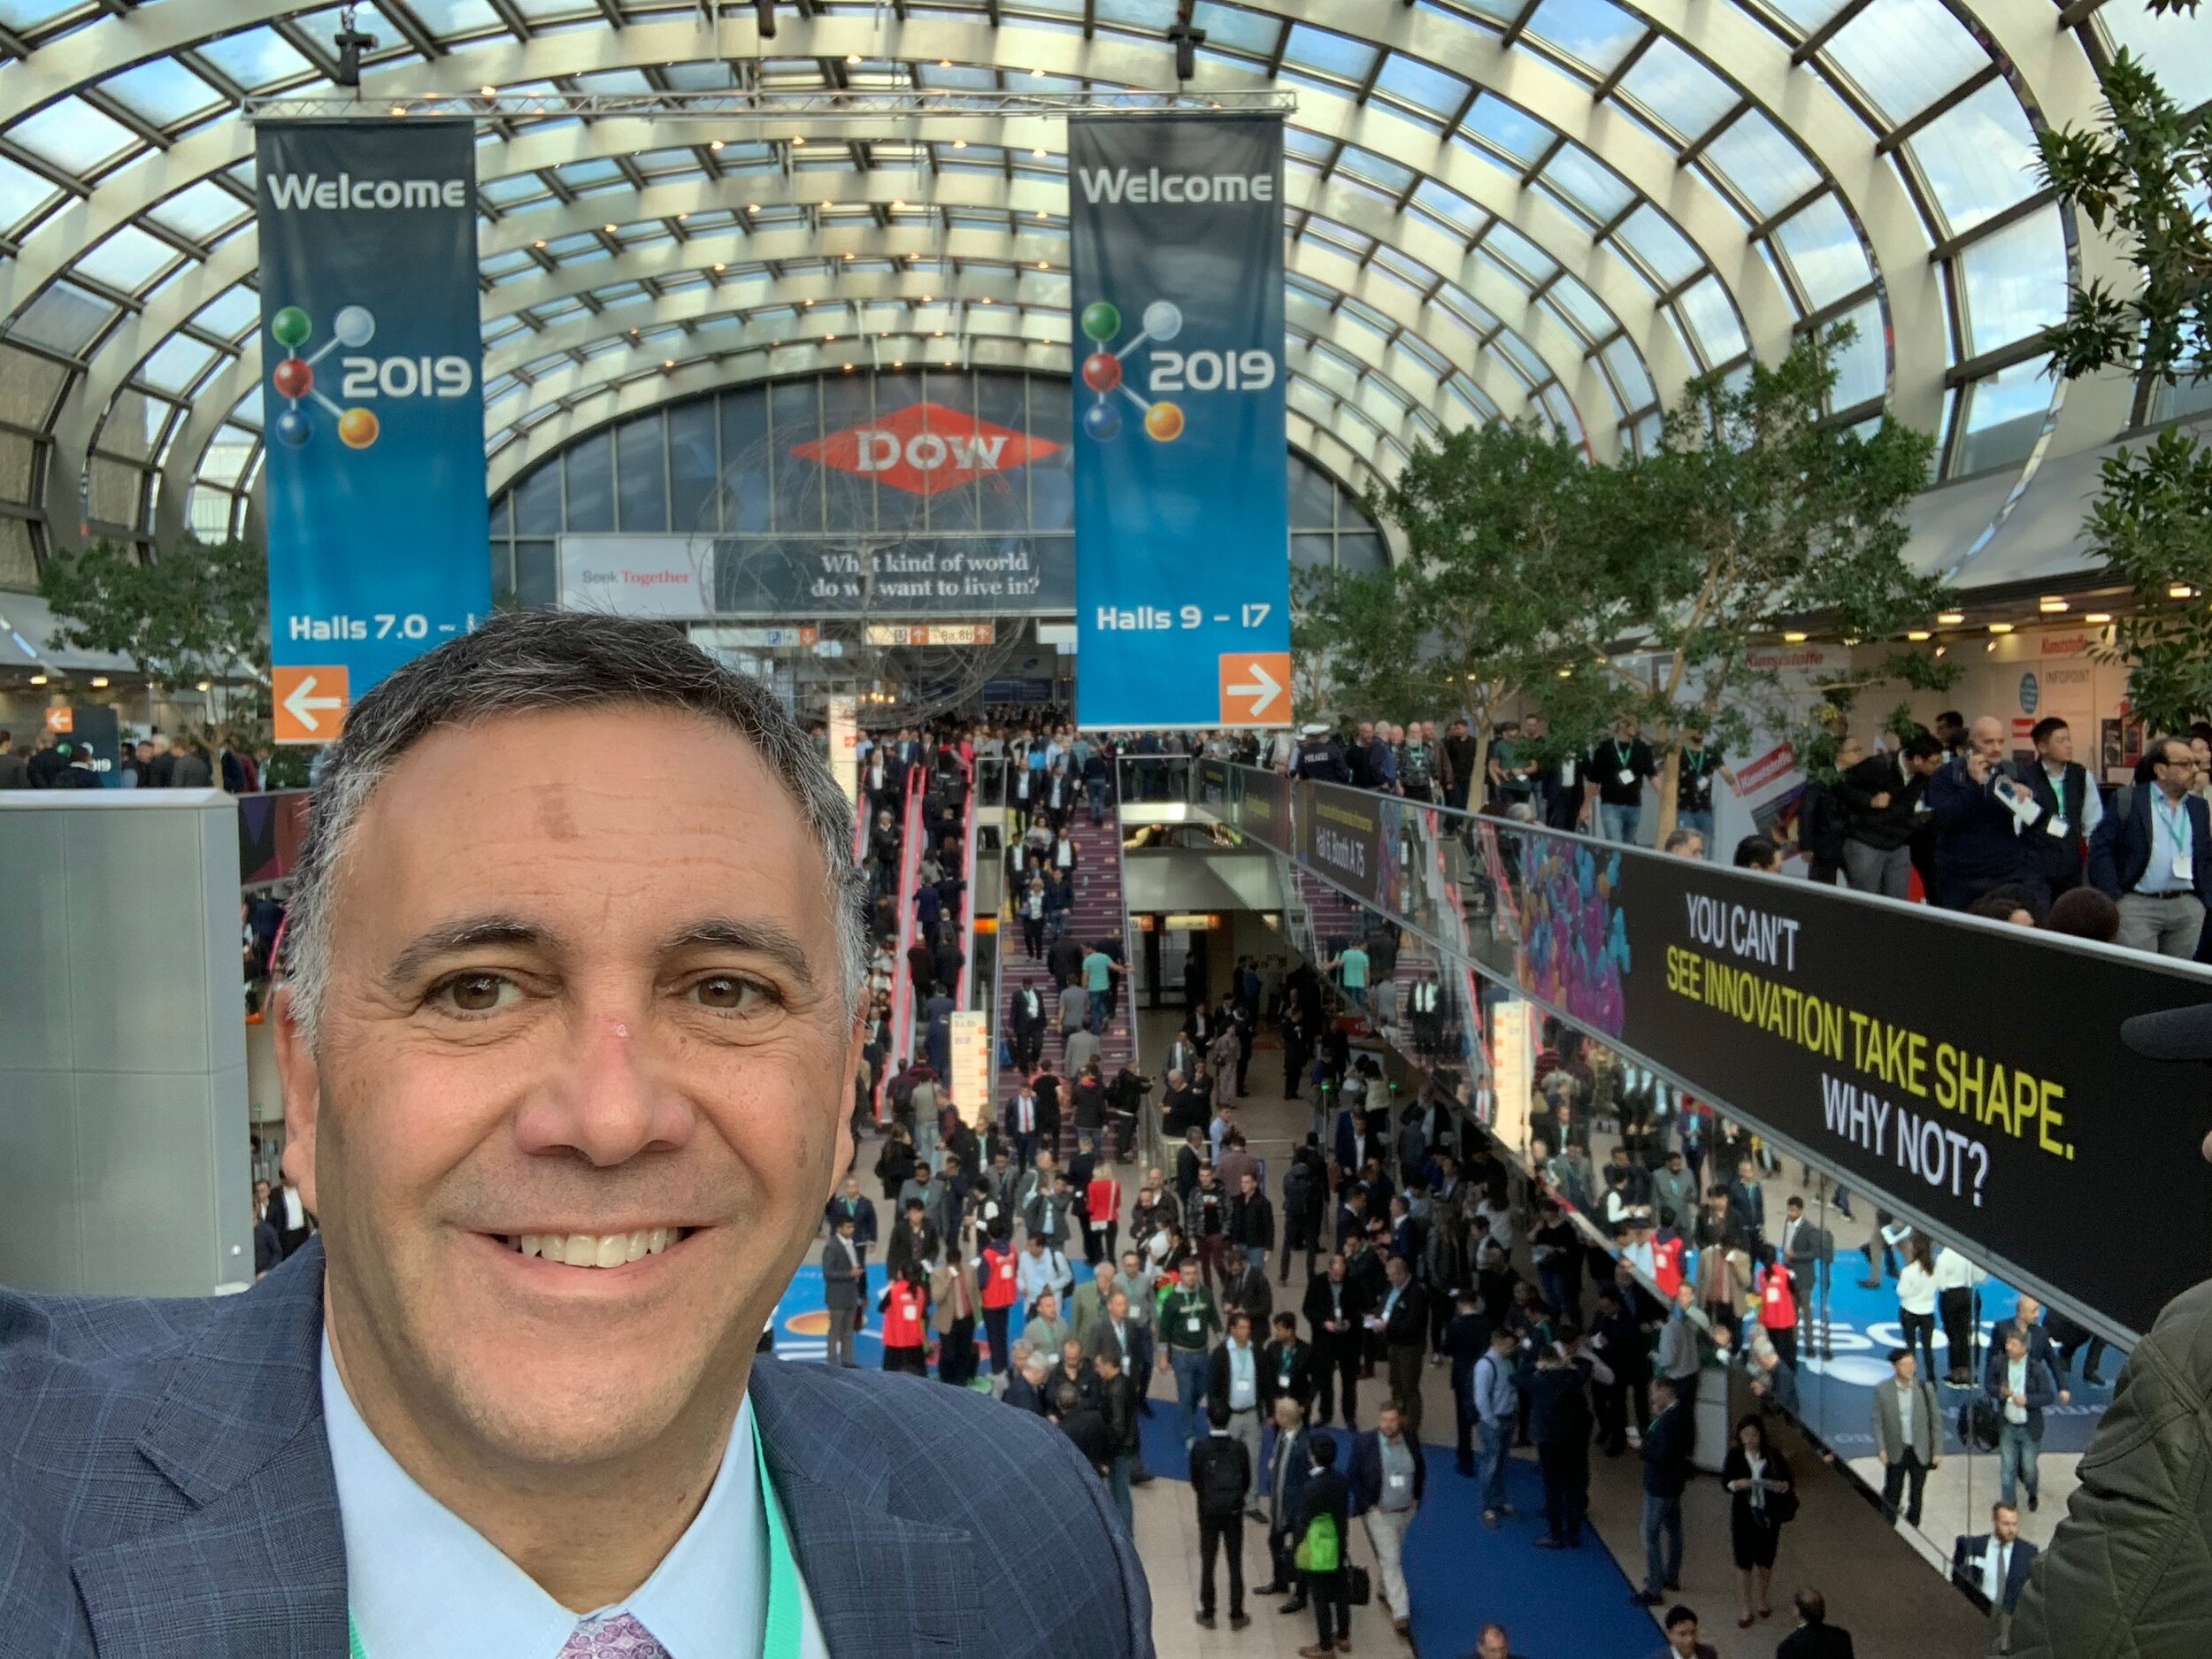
[385,914,551,986]
[662,917,818,992]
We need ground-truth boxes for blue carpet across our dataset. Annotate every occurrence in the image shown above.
[1134,1411,1658,1659]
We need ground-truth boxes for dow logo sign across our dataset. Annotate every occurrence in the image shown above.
[791,402,1058,496]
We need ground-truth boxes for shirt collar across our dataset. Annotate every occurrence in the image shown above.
[324,1335,763,1659]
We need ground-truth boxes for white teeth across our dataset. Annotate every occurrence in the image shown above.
[512,1230,680,1267]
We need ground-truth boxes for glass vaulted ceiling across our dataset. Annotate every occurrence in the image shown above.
[0,0,2199,574]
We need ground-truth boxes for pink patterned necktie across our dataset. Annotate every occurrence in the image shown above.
[557,1613,673,1659]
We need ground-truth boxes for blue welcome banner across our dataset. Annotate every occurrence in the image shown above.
[256,119,489,741]
[1068,114,1291,730]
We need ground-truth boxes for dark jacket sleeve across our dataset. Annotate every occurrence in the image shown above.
[2087,799,2128,897]
[2006,1279,2212,1659]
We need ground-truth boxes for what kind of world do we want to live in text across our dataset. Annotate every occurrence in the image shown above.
[1664,892,2073,1213]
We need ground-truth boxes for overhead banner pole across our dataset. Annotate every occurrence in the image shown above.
[255,119,491,743]
[1067,113,1292,730]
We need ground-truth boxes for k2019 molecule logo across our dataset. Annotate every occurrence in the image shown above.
[1077,298,1279,445]
[268,304,477,451]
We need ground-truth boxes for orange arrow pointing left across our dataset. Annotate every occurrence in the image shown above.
[273,665,349,743]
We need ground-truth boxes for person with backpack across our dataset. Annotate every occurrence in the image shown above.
[1188,1399,1255,1630]
[1294,1432,1353,1657]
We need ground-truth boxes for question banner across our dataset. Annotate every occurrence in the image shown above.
[257,119,490,741]
[1067,113,1291,728]
[1503,830,2212,1337]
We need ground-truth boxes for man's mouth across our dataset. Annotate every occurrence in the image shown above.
[502,1228,695,1268]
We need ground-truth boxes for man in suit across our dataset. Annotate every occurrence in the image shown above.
[1302,1253,1368,1428]
[1926,716,2047,911]
[822,1214,865,1368]
[1348,1400,1425,1638]
[1985,1326,2058,1511]
[1373,1254,1430,1435]
[0,614,1152,1658]
[1008,976,1047,1071]
[1637,1376,1694,1606]
[1259,1311,1314,1415]
[1775,1589,1855,1659]
[2091,733,2212,958]
[1871,1347,1942,1527]
[1954,1501,2037,1648]
[825,1176,878,1277]
[1778,1194,1835,1361]
[1256,1395,1311,1609]
[2021,717,2096,897]
[265,1175,314,1259]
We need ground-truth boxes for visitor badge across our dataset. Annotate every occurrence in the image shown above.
[1560,764,1576,785]
[1617,769,1635,786]
[1387,1473,1409,1491]
[1187,1315,1203,1333]
[2046,815,2069,839]
[2176,854,2195,881]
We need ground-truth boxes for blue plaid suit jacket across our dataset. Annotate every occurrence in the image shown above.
[0,1240,1154,1656]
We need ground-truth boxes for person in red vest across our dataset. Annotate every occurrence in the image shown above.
[1086,1167,1125,1269]
[1754,1246,1799,1369]
[981,1220,1023,1377]
[1652,1228,1686,1302]
[879,1262,933,1376]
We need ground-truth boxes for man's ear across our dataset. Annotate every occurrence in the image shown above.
[271,983,322,1213]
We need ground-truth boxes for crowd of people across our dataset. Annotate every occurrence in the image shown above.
[0,724,269,790]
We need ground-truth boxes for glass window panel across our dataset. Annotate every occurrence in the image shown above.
[1677,274,1747,364]
[1484,220,1558,284]
[1282,23,1379,84]
[1336,533,1386,574]
[1822,297,1886,408]
[99,59,226,129]
[1493,329,1550,385]
[615,414,668,533]
[1700,110,1822,218]
[1771,193,1873,311]
[1463,95,1552,165]
[1539,146,1634,225]
[1958,207,2068,357]
[2099,0,2212,110]
[1524,0,1646,76]
[1824,0,1987,124]
[1372,53,1472,123]
[664,396,719,535]
[563,429,614,533]
[193,27,317,93]
[148,180,250,243]
[9,96,139,173]
[1602,335,1655,408]
[1908,81,2041,238]
[1192,2,1284,55]
[1955,357,2052,475]
[73,225,176,293]
[1756,0,1856,29]
[1291,532,1334,571]
[1409,177,1484,240]
[405,0,504,36]
[511,457,561,535]
[1339,144,1416,196]
[514,539,557,609]
[0,152,59,232]
[12,280,111,354]
[194,286,261,341]
[1548,273,1615,341]
[1539,383,1585,442]
[139,335,217,393]
[1617,38,1739,143]
[1614,204,1702,288]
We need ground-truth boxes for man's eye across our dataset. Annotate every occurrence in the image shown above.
[432,972,517,1015]
[689,975,769,1013]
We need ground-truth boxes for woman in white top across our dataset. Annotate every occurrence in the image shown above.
[1895,1232,1939,1380]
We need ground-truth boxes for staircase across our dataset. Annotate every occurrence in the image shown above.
[999,803,1141,1161]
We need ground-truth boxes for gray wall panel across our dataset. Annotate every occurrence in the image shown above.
[0,791,250,1294]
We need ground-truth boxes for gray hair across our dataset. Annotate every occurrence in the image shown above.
[280,610,866,1045]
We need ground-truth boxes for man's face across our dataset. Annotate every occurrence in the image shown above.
[1328,1256,1346,1283]
[275,705,861,1472]
[1668,1618,1700,1656]
[253,1179,271,1212]
[1478,1632,1509,1659]
[1894,1353,1917,1385]
[1993,1506,2019,1544]
[1970,718,2007,764]
[2039,725,2074,766]
[2154,741,2195,796]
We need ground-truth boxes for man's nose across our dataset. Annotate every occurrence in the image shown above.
[518,1007,695,1167]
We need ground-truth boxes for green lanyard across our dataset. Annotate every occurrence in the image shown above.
[1684,748,1706,777]
[1611,740,1632,770]
[347,1413,805,1657]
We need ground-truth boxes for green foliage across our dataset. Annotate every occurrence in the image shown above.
[2039,35,2212,733]
[1299,418,1627,783]
[38,536,270,741]
[2085,426,2212,732]
[1530,326,1943,833]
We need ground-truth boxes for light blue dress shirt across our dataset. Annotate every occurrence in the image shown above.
[2140,790,2198,895]
[322,1337,828,1658]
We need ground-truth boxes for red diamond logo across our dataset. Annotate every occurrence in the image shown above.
[790,401,1060,497]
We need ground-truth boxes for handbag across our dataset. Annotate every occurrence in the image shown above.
[1348,1565,1371,1606]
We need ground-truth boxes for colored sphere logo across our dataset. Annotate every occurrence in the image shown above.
[1078,297,1184,444]
[268,303,380,450]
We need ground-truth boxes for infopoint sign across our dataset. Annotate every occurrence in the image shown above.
[1068,115,1293,729]
[257,119,491,742]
